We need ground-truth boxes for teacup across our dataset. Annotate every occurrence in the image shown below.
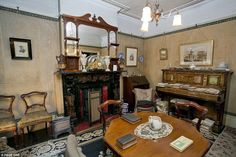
[148,116,162,130]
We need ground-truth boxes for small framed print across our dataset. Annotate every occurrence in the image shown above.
[9,38,32,60]
[126,47,137,66]
[160,48,168,60]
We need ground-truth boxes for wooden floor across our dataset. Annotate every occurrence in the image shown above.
[7,128,69,150]
[7,120,100,150]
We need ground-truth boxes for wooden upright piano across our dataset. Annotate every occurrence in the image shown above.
[156,68,233,133]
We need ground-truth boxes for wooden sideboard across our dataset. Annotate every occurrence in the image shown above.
[156,68,233,133]
[123,76,149,112]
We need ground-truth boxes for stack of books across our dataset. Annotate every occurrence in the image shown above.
[192,118,215,140]
[170,136,193,152]
[121,113,141,124]
[116,134,137,149]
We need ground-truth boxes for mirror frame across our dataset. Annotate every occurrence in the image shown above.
[62,13,118,57]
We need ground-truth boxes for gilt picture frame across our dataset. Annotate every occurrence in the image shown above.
[180,40,213,65]
[160,48,168,60]
[126,47,137,66]
[9,38,32,60]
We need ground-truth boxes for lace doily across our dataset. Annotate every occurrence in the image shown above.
[134,122,173,140]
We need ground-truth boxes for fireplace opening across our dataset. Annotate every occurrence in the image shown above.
[65,85,109,126]
[62,71,121,129]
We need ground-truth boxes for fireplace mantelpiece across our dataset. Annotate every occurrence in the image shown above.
[59,70,121,124]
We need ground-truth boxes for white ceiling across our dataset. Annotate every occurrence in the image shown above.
[1,0,236,38]
[101,0,206,19]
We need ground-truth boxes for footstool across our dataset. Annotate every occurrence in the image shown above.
[52,116,72,138]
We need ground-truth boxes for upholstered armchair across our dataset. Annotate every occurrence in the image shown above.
[133,88,155,112]
[0,95,18,147]
[17,91,52,139]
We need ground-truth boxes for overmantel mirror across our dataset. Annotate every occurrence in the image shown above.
[63,13,119,58]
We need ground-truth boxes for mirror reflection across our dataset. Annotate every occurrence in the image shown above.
[61,13,119,72]
[78,25,108,56]
[66,22,76,38]
[66,40,78,56]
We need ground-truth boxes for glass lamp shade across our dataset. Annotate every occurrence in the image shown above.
[173,13,182,26]
[141,6,152,22]
[141,21,149,32]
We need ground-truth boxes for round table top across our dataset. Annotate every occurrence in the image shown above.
[104,111,209,157]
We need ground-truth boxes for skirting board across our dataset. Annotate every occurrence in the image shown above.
[224,114,236,128]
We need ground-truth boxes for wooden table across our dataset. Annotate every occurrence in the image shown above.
[104,112,210,157]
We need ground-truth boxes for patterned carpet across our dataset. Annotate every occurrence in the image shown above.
[1,128,105,157]
[205,126,236,157]
[1,126,235,157]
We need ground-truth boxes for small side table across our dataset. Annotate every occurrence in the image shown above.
[52,116,72,138]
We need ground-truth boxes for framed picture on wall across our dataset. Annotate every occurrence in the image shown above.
[159,48,168,60]
[180,40,213,65]
[9,38,32,60]
[126,47,137,66]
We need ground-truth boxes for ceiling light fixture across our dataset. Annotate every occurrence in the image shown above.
[141,0,182,32]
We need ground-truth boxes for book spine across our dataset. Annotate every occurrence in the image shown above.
[117,138,136,146]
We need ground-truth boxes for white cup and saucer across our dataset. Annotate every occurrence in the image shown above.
[148,116,163,131]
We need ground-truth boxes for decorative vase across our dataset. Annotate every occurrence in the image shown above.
[80,54,87,72]
[189,62,196,70]
[104,56,111,71]
[56,54,66,70]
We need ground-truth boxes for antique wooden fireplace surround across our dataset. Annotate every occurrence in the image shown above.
[60,71,120,125]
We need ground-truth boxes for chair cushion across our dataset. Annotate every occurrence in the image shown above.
[0,118,16,132]
[137,100,154,108]
[133,88,152,102]
[137,100,154,112]
[133,88,153,110]
[18,110,52,128]
[170,98,190,104]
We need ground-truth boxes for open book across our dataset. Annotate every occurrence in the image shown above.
[170,136,193,152]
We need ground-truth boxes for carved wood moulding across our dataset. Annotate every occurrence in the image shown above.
[62,13,118,32]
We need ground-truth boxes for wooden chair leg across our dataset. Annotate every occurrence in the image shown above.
[46,122,53,138]
[27,126,30,133]
[45,122,48,134]
[13,130,18,149]
[20,128,24,148]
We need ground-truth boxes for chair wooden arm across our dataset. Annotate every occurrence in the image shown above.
[175,101,208,131]
[98,100,122,113]
[98,100,122,134]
